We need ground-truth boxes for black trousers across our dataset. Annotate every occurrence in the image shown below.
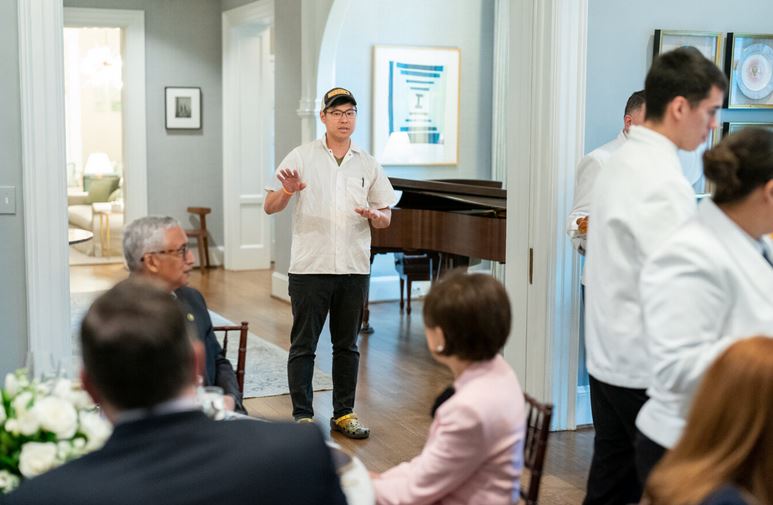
[287,273,369,420]
[583,375,649,505]
[634,429,667,486]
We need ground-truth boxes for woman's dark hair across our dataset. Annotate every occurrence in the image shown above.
[422,270,511,361]
[703,128,773,204]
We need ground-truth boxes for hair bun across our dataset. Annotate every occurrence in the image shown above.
[703,142,742,196]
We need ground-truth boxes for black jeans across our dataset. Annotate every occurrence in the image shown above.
[634,429,667,487]
[287,273,369,420]
[583,375,649,505]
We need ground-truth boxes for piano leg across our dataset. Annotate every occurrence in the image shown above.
[399,278,405,312]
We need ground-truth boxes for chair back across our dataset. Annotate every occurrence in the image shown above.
[519,393,553,505]
[212,321,249,393]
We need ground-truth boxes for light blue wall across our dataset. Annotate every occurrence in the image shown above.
[332,0,495,181]
[0,0,29,375]
[586,0,773,153]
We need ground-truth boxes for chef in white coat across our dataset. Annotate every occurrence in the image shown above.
[567,90,646,261]
[635,127,773,482]
[582,47,727,505]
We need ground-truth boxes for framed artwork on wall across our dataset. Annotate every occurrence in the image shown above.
[653,30,722,66]
[165,87,201,129]
[372,45,460,166]
[725,33,773,109]
[722,121,773,136]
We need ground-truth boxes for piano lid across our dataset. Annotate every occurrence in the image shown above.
[389,177,507,213]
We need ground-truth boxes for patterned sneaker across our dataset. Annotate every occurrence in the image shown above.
[330,413,370,439]
[295,417,315,424]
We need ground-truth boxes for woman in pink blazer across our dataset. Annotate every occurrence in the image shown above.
[371,271,526,505]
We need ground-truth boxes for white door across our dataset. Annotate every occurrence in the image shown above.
[223,2,274,270]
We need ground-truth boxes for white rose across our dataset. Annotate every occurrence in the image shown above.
[0,469,20,493]
[33,396,78,440]
[12,391,33,416]
[16,410,40,436]
[18,442,59,478]
[79,411,112,451]
[4,373,19,397]
[5,418,19,435]
[52,378,72,399]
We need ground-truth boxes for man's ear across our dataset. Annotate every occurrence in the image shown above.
[143,254,160,273]
[669,96,689,122]
[623,114,633,132]
[763,179,773,204]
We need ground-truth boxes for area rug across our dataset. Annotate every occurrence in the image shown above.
[70,291,333,398]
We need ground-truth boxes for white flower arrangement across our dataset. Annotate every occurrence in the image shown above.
[0,370,112,494]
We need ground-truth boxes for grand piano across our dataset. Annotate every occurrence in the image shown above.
[363,177,506,332]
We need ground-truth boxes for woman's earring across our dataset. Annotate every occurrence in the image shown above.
[435,345,444,353]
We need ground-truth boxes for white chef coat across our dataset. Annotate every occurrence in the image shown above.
[270,137,397,275]
[636,198,773,448]
[584,125,697,388]
[566,131,627,284]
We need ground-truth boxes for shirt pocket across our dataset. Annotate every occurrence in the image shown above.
[345,176,369,209]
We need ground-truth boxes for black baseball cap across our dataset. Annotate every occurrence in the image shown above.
[323,87,357,110]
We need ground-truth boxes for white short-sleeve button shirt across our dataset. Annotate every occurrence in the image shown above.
[270,137,397,275]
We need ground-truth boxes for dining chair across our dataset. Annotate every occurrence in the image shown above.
[185,206,211,270]
[519,393,553,505]
[212,321,249,394]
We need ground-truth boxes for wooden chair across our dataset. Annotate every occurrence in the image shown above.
[212,321,249,394]
[519,393,553,505]
[185,207,211,270]
[394,252,433,315]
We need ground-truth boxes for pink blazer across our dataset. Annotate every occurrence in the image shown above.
[373,355,526,505]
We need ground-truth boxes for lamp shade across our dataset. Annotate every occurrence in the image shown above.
[84,152,114,175]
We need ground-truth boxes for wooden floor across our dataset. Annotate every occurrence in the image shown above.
[70,265,592,504]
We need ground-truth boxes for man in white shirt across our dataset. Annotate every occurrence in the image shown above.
[264,87,396,439]
[567,90,646,260]
[583,47,726,505]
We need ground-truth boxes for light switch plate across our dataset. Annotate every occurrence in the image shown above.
[0,186,16,214]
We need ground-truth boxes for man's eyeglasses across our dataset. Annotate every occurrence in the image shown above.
[326,108,357,120]
[141,244,189,261]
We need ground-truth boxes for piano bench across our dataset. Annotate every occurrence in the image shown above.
[394,253,433,315]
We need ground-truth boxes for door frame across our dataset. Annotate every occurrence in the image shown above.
[17,1,147,374]
[222,0,275,270]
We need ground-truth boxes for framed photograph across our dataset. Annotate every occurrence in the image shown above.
[725,33,773,108]
[165,87,201,129]
[722,121,773,136]
[653,30,722,66]
[372,45,460,165]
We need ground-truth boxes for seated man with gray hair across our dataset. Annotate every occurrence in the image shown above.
[123,216,244,413]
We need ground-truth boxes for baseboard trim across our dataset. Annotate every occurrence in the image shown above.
[271,272,290,302]
[191,246,225,267]
[369,275,430,303]
[575,384,593,426]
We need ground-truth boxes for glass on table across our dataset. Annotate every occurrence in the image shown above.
[197,386,226,420]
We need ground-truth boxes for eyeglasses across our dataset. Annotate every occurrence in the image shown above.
[141,244,189,261]
[326,108,357,120]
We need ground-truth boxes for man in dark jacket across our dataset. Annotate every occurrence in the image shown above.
[122,216,244,412]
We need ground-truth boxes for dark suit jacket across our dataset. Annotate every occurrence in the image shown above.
[174,286,245,413]
[4,411,347,505]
